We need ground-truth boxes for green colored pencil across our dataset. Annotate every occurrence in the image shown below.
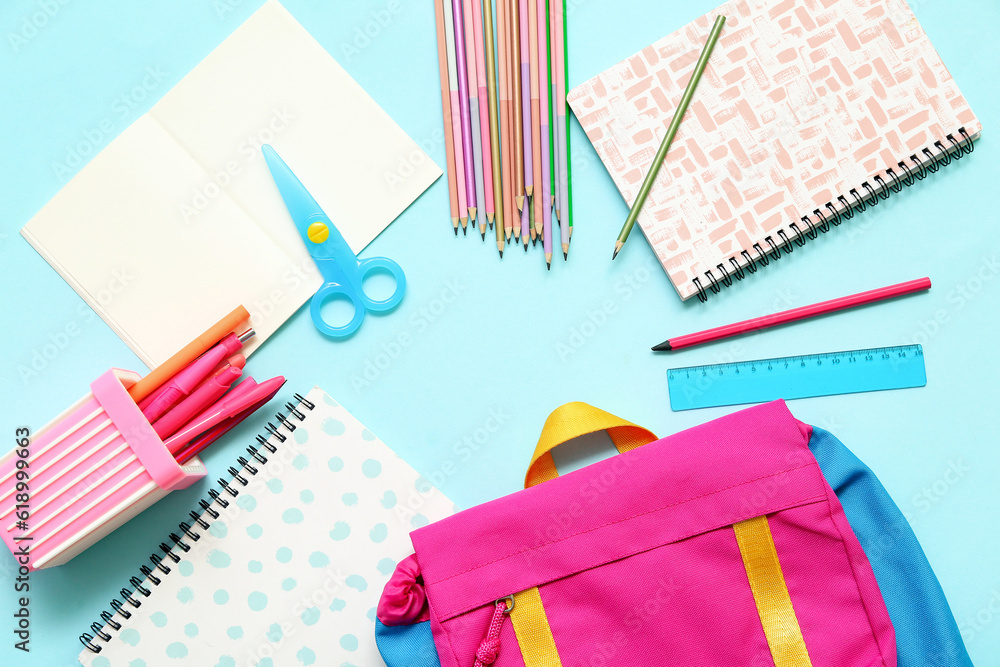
[612,15,726,260]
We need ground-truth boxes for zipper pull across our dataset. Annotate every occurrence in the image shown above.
[474,596,514,666]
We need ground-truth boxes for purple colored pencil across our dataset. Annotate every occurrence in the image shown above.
[451,0,477,218]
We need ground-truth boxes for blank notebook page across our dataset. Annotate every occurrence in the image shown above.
[568,0,981,300]
[22,0,440,366]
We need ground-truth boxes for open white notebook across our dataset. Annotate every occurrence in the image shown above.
[22,0,440,366]
[78,386,455,666]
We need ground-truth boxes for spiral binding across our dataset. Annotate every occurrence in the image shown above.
[80,393,315,654]
[690,128,975,302]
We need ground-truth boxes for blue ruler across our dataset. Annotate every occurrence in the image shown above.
[667,345,926,411]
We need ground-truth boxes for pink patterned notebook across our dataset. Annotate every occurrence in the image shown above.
[568,0,981,301]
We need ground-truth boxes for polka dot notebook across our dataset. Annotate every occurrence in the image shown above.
[77,386,455,667]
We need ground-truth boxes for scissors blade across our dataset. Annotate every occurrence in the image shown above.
[262,144,329,238]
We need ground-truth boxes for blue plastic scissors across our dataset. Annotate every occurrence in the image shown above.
[262,145,406,338]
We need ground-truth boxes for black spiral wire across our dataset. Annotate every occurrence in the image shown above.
[80,393,316,653]
[692,128,974,302]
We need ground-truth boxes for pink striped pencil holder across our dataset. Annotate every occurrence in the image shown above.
[0,369,206,570]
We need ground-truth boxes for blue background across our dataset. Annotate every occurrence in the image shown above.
[1,0,997,664]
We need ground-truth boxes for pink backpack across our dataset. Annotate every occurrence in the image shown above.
[378,401,896,666]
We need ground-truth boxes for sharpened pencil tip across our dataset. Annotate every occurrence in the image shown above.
[499,249,503,259]
[612,248,619,260]
[563,252,568,260]
[454,227,458,236]
[463,226,467,236]
[652,341,673,352]
[481,231,486,240]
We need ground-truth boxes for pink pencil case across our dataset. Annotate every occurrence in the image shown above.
[0,369,206,570]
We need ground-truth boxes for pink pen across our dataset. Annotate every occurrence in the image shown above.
[163,376,286,455]
[172,379,268,463]
[140,329,254,423]
[152,365,243,439]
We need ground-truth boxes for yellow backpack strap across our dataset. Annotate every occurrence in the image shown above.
[525,402,658,488]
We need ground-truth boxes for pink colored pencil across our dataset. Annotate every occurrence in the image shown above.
[527,0,542,242]
[536,0,552,268]
[451,0,477,223]
[442,0,469,231]
[469,0,495,229]
[652,278,933,351]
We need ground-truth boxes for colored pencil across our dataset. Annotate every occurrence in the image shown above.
[553,0,569,258]
[548,0,558,216]
[527,0,542,242]
[451,0,477,223]
[470,0,495,230]
[563,0,572,248]
[652,278,933,351]
[510,0,525,219]
[483,0,503,236]
[520,195,530,250]
[504,0,519,243]
[537,0,552,268]
[442,0,469,232]
[497,0,513,249]
[613,15,725,259]
[433,0,461,232]
[463,0,487,237]
[518,0,533,244]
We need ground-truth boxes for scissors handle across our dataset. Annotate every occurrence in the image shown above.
[310,283,366,339]
[355,256,407,312]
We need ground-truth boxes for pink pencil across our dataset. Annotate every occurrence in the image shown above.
[652,278,932,351]
[451,0,477,223]
[442,0,469,232]
[527,0,543,245]
[469,0,495,229]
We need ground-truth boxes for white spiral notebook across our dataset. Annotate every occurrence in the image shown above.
[78,386,455,666]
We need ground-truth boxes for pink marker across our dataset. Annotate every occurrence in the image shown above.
[152,366,242,439]
[163,376,286,455]
[140,329,254,422]
[173,379,270,464]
